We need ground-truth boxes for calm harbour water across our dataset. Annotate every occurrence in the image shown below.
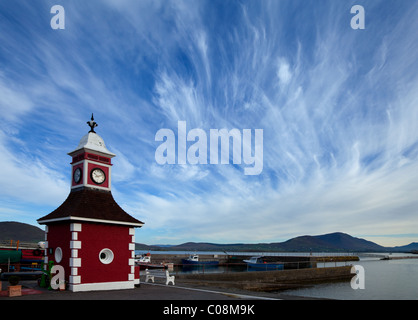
[283,255,418,300]
[137,251,418,299]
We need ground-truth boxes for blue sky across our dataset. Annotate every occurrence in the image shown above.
[1,0,418,247]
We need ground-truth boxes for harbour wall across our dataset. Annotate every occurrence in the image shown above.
[175,266,354,292]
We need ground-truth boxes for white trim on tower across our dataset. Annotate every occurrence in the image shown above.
[43,226,49,267]
[128,228,138,284]
[69,223,82,285]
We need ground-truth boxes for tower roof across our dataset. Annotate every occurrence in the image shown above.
[68,114,116,157]
[68,132,116,158]
[37,188,144,227]
[38,114,144,228]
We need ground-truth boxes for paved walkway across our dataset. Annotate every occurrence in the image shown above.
[0,280,286,300]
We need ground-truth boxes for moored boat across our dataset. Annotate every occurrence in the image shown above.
[181,254,219,266]
[243,256,284,271]
[135,253,167,269]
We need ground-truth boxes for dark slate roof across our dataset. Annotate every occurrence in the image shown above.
[38,188,144,227]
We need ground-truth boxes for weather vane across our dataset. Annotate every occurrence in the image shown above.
[87,113,98,133]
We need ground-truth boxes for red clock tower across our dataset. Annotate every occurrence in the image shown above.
[38,115,144,292]
[69,115,115,192]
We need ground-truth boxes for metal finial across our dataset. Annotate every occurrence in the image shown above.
[87,113,98,133]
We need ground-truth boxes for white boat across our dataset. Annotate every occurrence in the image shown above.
[181,254,219,266]
[135,253,167,269]
[135,254,151,263]
[183,254,199,263]
[243,256,284,270]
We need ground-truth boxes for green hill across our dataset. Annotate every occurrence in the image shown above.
[0,221,45,243]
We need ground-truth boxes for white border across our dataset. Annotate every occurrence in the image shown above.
[69,281,135,292]
[38,216,144,227]
[70,223,82,285]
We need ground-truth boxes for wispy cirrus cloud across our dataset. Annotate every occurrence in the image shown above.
[0,0,417,246]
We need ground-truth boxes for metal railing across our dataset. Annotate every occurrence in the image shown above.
[0,240,39,250]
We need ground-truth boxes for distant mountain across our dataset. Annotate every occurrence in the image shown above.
[392,242,418,252]
[141,232,416,253]
[0,221,45,243]
[273,232,385,252]
[159,233,386,252]
[167,242,246,251]
[134,243,156,250]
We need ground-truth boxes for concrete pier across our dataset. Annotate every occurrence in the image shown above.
[175,266,354,292]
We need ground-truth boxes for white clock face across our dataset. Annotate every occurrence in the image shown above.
[73,168,82,183]
[91,168,106,185]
